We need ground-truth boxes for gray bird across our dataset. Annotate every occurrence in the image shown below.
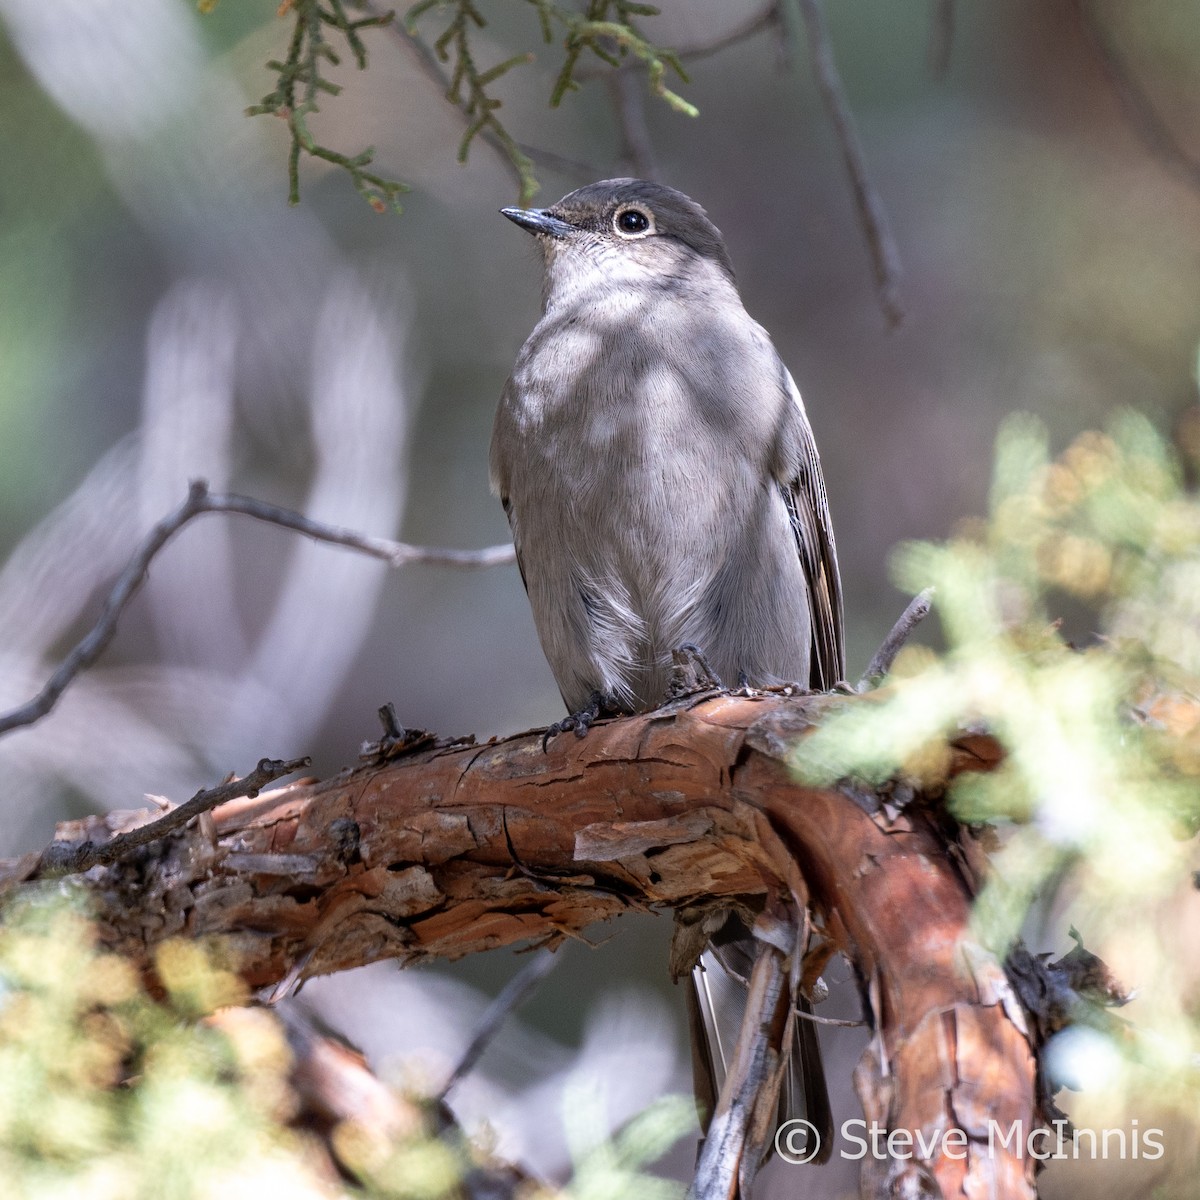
[491,178,843,1159]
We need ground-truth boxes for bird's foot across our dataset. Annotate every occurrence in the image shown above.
[543,690,606,751]
[666,643,726,701]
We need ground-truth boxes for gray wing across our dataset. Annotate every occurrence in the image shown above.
[493,395,582,713]
[490,380,531,597]
[499,495,530,596]
[777,366,845,690]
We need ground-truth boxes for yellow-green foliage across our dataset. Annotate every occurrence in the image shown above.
[0,892,477,1200]
[242,0,693,211]
[0,891,690,1199]
[798,410,1200,1117]
[0,891,323,1200]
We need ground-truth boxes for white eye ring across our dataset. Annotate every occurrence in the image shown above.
[612,206,655,238]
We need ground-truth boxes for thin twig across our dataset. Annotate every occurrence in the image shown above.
[689,913,794,1200]
[1074,0,1200,193]
[794,1007,863,1028]
[204,490,515,568]
[438,946,561,1101]
[36,755,310,876]
[712,958,866,1026]
[0,480,514,738]
[927,0,956,79]
[793,0,904,328]
[858,588,934,690]
[577,2,781,79]
[606,68,660,179]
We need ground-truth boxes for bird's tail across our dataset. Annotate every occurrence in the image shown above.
[687,913,833,1166]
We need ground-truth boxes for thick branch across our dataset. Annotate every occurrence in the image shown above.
[5,691,1031,1199]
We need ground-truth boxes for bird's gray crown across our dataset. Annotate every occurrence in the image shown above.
[546,178,736,281]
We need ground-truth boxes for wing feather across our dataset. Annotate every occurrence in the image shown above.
[777,366,845,690]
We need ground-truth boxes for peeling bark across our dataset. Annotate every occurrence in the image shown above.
[2,691,1035,1199]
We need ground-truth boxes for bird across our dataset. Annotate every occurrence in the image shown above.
[490,177,843,1162]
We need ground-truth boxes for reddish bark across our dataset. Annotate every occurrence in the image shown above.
[2,691,1035,1199]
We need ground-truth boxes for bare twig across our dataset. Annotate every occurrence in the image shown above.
[793,0,904,327]
[706,952,866,1027]
[689,910,795,1200]
[858,588,935,689]
[676,2,783,64]
[606,68,660,180]
[794,1007,864,1028]
[1074,0,1200,193]
[0,480,514,738]
[927,0,956,79]
[203,488,515,568]
[438,946,561,1101]
[578,3,782,79]
[36,755,310,876]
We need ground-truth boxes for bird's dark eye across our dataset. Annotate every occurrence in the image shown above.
[614,207,651,235]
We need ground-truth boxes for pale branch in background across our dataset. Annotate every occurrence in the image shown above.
[793,0,905,327]
[0,480,514,739]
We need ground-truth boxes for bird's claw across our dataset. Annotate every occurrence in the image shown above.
[542,691,603,752]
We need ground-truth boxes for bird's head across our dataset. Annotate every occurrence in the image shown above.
[501,178,736,308]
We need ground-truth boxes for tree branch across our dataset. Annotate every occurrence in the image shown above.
[690,904,799,1200]
[793,0,905,327]
[36,756,311,876]
[4,691,1034,1199]
[858,588,934,688]
[0,480,514,738]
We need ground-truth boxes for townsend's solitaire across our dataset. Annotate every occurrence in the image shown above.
[491,178,844,1158]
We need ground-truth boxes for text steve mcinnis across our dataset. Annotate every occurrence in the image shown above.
[834,1119,1166,1162]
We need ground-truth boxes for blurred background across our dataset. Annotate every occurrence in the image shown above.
[1,0,1198,1194]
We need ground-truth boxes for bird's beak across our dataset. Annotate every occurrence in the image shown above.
[501,207,576,239]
